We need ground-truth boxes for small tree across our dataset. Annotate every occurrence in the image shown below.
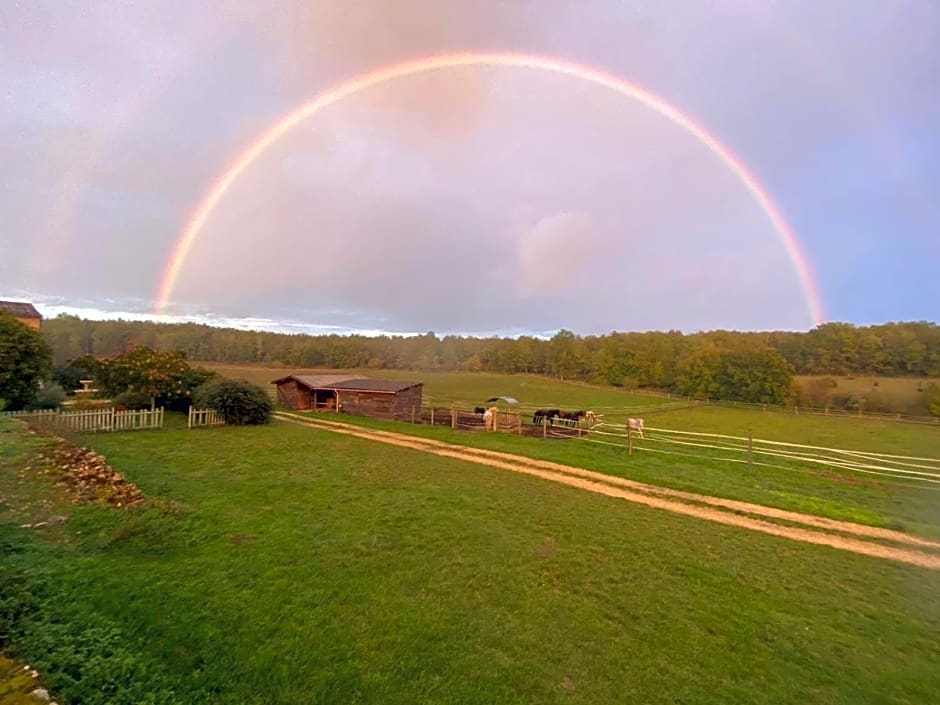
[0,312,53,410]
[193,378,272,425]
[53,355,103,393]
[97,346,191,409]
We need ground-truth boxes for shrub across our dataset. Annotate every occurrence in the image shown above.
[112,390,154,410]
[27,383,66,410]
[192,378,272,425]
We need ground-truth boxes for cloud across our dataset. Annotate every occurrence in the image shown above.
[516,212,603,297]
[5,1,937,333]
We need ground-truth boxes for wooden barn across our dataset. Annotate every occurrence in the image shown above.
[272,374,423,421]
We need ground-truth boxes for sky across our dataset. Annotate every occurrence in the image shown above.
[2,0,938,338]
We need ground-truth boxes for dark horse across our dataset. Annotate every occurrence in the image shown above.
[532,408,561,427]
[474,406,487,415]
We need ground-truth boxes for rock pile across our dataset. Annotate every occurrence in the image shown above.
[29,442,145,508]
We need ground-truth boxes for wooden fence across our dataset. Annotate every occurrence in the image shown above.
[0,407,164,433]
[188,407,225,428]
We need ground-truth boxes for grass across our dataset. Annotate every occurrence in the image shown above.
[290,410,940,539]
[2,417,940,704]
[641,405,940,458]
[204,364,938,450]
[207,365,940,534]
[199,364,668,410]
[796,374,939,414]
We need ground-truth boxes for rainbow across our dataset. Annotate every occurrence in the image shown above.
[156,51,825,324]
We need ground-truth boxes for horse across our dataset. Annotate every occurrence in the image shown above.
[584,410,603,425]
[627,417,645,439]
[483,406,499,430]
[556,410,586,427]
[532,408,560,427]
[474,406,486,415]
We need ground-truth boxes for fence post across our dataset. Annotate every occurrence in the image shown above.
[517,412,522,435]
[747,430,753,471]
[451,405,456,429]
[430,407,435,426]
[627,424,633,455]
[493,409,498,432]
[543,416,547,438]
[188,406,193,428]
[411,405,416,424]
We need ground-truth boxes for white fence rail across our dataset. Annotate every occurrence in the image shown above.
[0,407,164,433]
[188,407,225,428]
[421,393,940,426]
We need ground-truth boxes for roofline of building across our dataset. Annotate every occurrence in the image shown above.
[271,374,422,393]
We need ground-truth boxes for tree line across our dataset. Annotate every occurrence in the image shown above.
[42,316,940,381]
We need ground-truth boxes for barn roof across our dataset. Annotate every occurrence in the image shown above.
[272,374,421,394]
[271,374,357,387]
[0,301,41,318]
[322,378,421,393]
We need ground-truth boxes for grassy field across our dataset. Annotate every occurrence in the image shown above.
[641,405,940,457]
[2,417,939,704]
[199,364,669,410]
[203,364,938,446]
[204,366,940,533]
[289,410,940,539]
[796,374,939,416]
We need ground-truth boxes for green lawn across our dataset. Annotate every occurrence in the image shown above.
[289,410,940,539]
[796,374,940,415]
[642,405,940,458]
[2,418,939,704]
[200,364,669,410]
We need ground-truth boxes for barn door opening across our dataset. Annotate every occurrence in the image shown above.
[313,389,338,412]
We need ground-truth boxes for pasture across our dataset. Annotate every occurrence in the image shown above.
[208,365,940,534]
[796,374,939,415]
[199,364,668,410]
[290,409,940,540]
[2,417,939,704]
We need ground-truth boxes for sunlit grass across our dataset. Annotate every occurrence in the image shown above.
[2,417,939,704]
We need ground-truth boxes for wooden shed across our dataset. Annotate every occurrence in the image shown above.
[272,375,423,421]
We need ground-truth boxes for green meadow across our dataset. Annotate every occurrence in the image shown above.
[2,416,940,704]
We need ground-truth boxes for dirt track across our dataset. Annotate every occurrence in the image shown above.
[276,412,940,570]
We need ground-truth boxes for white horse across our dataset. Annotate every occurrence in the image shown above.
[483,406,499,431]
[584,410,604,426]
[627,417,645,439]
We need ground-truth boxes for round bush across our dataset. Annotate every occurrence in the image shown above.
[112,390,153,410]
[192,378,272,425]
[27,383,66,410]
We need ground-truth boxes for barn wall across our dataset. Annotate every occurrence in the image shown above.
[338,391,399,419]
[392,385,424,421]
[276,380,312,410]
